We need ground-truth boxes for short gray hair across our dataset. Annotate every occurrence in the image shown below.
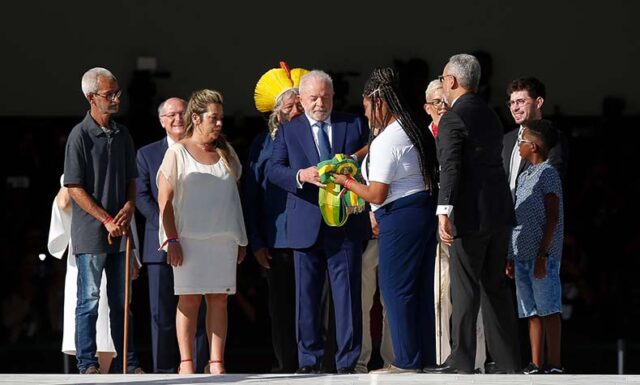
[425,79,443,100]
[447,54,481,91]
[81,67,117,97]
[299,70,333,95]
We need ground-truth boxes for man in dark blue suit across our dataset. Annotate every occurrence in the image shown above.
[136,97,208,373]
[268,70,370,374]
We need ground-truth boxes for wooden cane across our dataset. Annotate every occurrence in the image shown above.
[436,243,442,365]
[107,229,132,374]
[123,233,131,374]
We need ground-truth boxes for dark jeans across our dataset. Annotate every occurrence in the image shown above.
[75,252,139,373]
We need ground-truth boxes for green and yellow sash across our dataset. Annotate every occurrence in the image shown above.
[317,154,366,227]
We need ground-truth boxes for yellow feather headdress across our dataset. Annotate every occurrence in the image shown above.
[254,61,309,113]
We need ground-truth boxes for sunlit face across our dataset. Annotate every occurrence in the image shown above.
[362,95,386,132]
[278,93,303,123]
[424,87,449,126]
[300,79,333,121]
[517,128,537,160]
[440,63,454,102]
[194,103,223,142]
[509,90,540,125]
[90,76,120,115]
[159,99,186,141]
[363,96,374,127]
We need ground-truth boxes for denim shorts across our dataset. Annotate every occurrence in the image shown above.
[514,256,562,318]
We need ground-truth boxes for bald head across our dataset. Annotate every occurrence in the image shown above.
[158,98,187,142]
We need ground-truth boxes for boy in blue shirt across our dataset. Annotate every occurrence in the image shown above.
[505,119,564,374]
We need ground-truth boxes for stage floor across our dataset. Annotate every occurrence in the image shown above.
[1,373,639,385]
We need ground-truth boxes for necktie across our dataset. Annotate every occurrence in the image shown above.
[432,123,438,138]
[316,121,331,161]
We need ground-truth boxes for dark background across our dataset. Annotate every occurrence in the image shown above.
[1,0,639,374]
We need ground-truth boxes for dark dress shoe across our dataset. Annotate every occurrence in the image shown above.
[485,361,508,374]
[424,364,472,374]
[336,367,356,374]
[295,365,319,374]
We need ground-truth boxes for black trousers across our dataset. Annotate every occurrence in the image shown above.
[448,226,521,372]
[266,248,298,373]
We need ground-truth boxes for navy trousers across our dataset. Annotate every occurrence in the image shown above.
[293,225,362,370]
[147,264,208,373]
[375,191,437,369]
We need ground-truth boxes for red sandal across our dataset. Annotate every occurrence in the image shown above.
[177,358,193,374]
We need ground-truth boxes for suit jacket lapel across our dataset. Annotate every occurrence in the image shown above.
[331,115,346,155]
[155,139,169,167]
[295,118,320,165]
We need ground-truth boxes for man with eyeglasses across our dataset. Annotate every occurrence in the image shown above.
[423,79,488,372]
[424,54,520,374]
[63,67,143,374]
[503,77,566,196]
[135,98,209,373]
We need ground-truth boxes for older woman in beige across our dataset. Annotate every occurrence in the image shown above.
[157,89,247,374]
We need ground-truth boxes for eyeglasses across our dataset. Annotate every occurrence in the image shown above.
[507,98,531,108]
[517,139,534,146]
[438,74,453,83]
[94,90,122,101]
[426,98,447,107]
[160,112,184,119]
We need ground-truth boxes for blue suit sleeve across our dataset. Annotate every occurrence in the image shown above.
[242,135,268,251]
[357,116,369,148]
[267,125,300,194]
[136,149,159,225]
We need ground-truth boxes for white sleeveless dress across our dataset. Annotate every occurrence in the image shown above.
[157,143,247,295]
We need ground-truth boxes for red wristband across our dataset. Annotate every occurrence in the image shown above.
[345,177,355,190]
[102,215,113,225]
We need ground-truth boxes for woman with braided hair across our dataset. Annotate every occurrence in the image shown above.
[333,67,438,372]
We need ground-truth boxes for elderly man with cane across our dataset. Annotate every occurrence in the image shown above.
[63,67,143,374]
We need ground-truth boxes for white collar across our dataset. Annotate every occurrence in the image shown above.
[305,113,332,127]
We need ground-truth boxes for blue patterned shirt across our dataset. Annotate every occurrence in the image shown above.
[509,160,564,261]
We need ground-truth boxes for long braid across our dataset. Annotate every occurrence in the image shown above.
[363,68,438,195]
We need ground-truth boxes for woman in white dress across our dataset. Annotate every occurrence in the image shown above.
[157,89,247,375]
[47,180,115,373]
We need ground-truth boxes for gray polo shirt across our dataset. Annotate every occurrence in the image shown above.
[63,111,137,254]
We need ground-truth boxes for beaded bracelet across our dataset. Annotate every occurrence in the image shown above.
[158,237,179,251]
[102,215,113,225]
